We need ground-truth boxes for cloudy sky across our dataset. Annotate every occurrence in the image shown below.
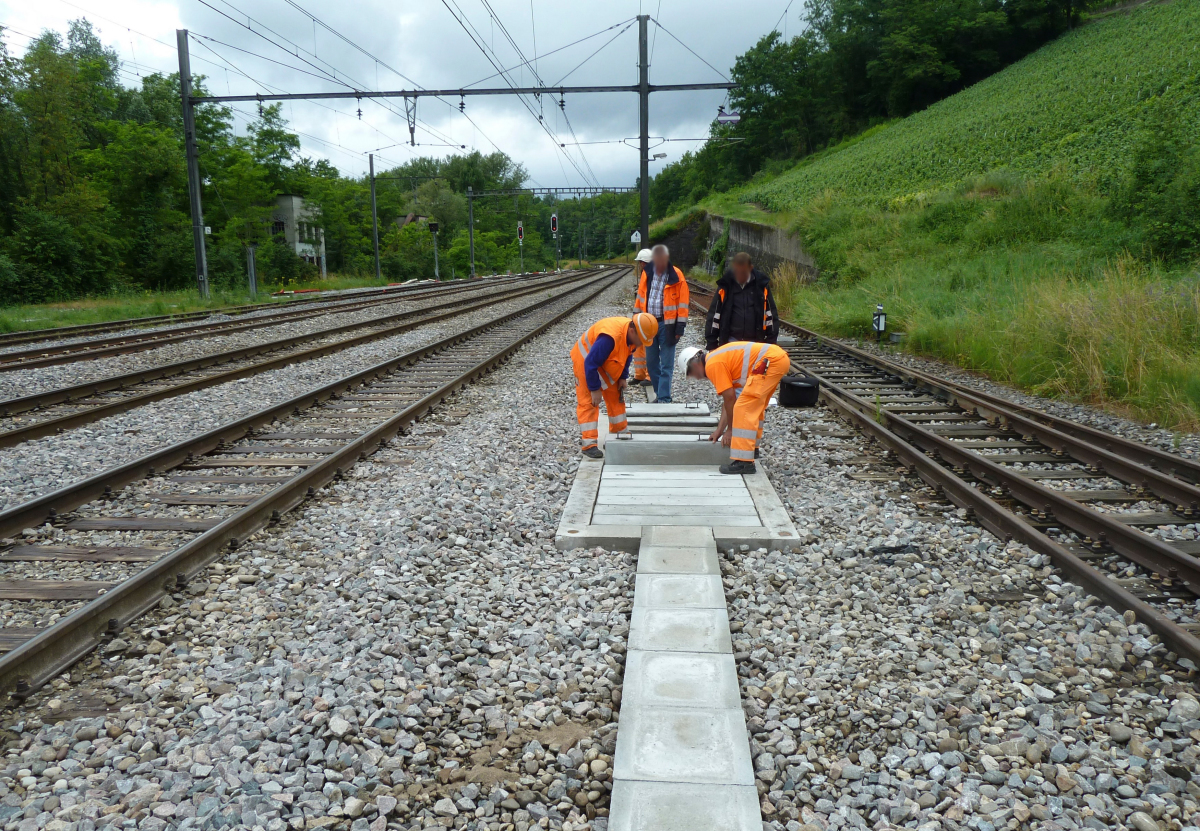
[1,0,801,185]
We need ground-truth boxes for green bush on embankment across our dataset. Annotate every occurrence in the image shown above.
[693,0,1200,430]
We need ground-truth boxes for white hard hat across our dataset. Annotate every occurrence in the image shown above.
[676,346,703,378]
[634,248,653,263]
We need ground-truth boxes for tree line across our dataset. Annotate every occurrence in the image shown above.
[0,20,639,304]
[651,0,1096,219]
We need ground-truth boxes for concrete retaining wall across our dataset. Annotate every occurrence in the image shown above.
[706,214,818,280]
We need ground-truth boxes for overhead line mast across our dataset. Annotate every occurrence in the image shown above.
[177,16,734,295]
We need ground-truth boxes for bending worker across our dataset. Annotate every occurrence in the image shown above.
[572,313,659,459]
[677,341,790,475]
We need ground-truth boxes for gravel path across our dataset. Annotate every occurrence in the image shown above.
[0,280,636,831]
[724,402,1200,831]
[0,280,541,402]
[0,281,589,512]
[840,339,1200,462]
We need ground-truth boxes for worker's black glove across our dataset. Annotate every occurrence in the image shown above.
[671,329,684,346]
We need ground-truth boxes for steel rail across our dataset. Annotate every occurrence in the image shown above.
[0,268,621,696]
[686,284,1200,664]
[0,273,582,447]
[0,279,479,349]
[0,269,610,539]
[791,333,1200,487]
[692,282,1200,501]
[819,375,1200,597]
[0,276,529,371]
[817,385,1200,666]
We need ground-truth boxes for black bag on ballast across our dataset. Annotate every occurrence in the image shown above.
[778,372,820,408]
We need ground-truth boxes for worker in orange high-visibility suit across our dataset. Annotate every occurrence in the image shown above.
[571,313,659,459]
[677,341,790,474]
[633,245,689,403]
[630,249,654,385]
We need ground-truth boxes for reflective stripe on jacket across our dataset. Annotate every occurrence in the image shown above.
[705,341,789,396]
[572,317,633,390]
[705,267,779,349]
[634,263,690,338]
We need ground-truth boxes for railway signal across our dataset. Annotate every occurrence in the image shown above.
[517,222,524,274]
[872,303,886,343]
[551,214,560,271]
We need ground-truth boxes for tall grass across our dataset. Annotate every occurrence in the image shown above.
[778,176,1200,430]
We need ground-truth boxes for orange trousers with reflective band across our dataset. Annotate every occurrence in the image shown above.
[728,354,790,462]
[632,344,649,380]
[572,354,629,450]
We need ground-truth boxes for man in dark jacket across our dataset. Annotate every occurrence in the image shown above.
[704,251,780,350]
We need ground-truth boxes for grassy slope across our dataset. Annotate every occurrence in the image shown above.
[664,0,1200,429]
[746,0,1200,209]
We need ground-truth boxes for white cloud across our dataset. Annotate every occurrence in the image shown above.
[1,0,796,185]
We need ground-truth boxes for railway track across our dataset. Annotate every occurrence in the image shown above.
[0,277,490,351]
[0,271,590,448]
[689,283,1200,667]
[0,276,528,371]
[0,266,621,696]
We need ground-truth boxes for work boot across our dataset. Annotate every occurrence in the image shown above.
[582,446,604,460]
[637,379,653,387]
[720,460,756,475]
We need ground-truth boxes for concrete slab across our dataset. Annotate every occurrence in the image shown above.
[596,514,762,527]
[556,457,802,553]
[612,706,754,786]
[619,425,718,435]
[634,574,726,609]
[636,546,721,575]
[626,403,709,416]
[628,608,732,653]
[609,781,760,831]
[605,465,730,475]
[611,433,710,442]
[621,651,741,710]
[597,496,755,510]
[593,504,757,518]
[644,526,717,550]
[626,415,718,426]
[606,437,729,466]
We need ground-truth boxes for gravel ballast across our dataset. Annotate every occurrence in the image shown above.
[3,280,1198,831]
[722,401,1200,831]
[0,282,592,512]
[0,280,637,831]
[0,279,553,402]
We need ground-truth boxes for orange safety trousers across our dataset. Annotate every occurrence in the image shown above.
[728,351,790,462]
[631,344,649,380]
[572,354,629,450]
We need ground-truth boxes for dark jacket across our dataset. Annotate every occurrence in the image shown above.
[704,267,779,350]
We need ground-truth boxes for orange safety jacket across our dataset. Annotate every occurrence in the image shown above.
[704,341,788,396]
[572,317,634,390]
[634,263,690,341]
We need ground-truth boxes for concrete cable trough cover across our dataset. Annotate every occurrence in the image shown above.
[557,401,800,829]
[555,402,801,551]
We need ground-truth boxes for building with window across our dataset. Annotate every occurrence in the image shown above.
[273,194,327,276]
